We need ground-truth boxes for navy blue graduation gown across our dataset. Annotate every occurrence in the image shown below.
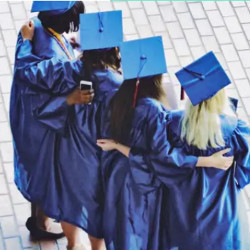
[129,110,250,250]
[11,21,123,236]
[34,69,123,237]
[10,18,82,221]
[101,98,198,250]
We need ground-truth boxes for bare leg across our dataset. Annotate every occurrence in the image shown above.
[88,235,105,250]
[61,221,84,249]
[35,205,51,231]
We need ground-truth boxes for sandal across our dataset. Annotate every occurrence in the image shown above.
[26,217,65,240]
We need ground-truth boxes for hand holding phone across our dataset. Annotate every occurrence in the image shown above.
[80,80,93,105]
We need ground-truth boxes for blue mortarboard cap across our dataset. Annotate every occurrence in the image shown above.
[175,51,231,106]
[120,36,167,80]
[80,11,123,50]
[31,1,76,15]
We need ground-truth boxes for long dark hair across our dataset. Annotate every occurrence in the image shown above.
[80,48,121,80]
[110,75,164,145]
[38,1,85,34]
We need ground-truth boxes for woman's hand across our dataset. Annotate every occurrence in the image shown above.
[97,139,131,157]
[66,89,94,106]
[21,21,35,41]
[197,148,234,170]
[97,139,118,151]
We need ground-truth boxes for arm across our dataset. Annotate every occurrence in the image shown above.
[15,22,92,134]
[14,21,43,67]
[97,110,233,188]
[33,89,94,134]
[14,21,83,95]
[97,139,233,169]
[114,143,130,157]
[97,139,162,193]
[137,111,232,170]
[15,54,83,95]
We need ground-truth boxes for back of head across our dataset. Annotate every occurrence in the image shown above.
[181,89,235,150]
[38,1,85,34]
[110,75,164,145]
[81,48,121,80]
[110,36,166,144]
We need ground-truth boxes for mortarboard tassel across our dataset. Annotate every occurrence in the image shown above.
[133,78,140,108]
[180,86,185,100]
[133,55,147,108]
[181,67,205,100]
[98,12,104,33]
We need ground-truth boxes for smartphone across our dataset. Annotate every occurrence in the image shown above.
[80,80,93,90]
[80,80,93,105]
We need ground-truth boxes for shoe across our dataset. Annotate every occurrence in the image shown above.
[26,217,65,240]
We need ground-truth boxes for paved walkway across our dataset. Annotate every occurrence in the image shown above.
[0,1,250,249]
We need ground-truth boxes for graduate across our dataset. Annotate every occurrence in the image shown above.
[15,10,123,250]
[97,38,234,250]
[10,0,91,244]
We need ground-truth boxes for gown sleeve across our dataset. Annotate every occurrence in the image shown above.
[232,119,250,189]
[14,34,83,95]
[128,106,198,192]
[13,33,82,134]
[15,33,43,66]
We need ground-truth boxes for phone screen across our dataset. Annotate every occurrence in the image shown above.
[80,80,92,90]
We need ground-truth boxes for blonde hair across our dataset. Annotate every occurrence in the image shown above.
[181,89,233,150]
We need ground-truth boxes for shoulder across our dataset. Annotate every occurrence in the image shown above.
[229,118,250,158]
[107,69,123,83]
[92,69,123,85]
[32,17,45,34]
[234,118,250,136]
[137,98,163,112]
[32,17,55,46]
[136,98,168,122]
[220,115,239,139]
